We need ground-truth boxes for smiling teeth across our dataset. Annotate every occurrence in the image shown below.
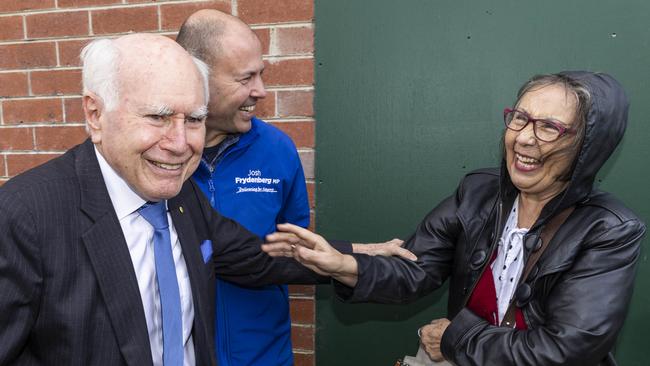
[239,105,255,112]
[516,153,540,164]
[151,161,182,170]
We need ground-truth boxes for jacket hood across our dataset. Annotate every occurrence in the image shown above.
[501,71,629,223]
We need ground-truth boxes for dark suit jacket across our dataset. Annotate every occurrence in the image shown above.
[0,140,323,365]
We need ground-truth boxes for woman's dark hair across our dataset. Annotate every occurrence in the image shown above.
[505,73,592,181]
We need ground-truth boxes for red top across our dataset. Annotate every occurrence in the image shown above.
[466,256,528,330]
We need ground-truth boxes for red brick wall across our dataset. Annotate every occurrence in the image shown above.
[0,0,317,364]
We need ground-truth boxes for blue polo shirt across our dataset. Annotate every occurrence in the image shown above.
[192,117,309,366]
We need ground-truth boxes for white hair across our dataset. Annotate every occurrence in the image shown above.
[191,56,210,105]
[80,38,210,113]
[80,38,120,112]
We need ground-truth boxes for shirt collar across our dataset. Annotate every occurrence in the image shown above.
[202,134,240,167]
[94,146,146,220]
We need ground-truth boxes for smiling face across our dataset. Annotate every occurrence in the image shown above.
[204,30,266,146]
[504,83,580,200]
[87,36,207,202]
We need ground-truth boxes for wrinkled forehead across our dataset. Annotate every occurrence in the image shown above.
[117,48,205,112]
[516,83,579,122]
[517,83,578,108]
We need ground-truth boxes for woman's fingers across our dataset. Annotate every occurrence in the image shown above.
[261,242,295,257]
[419,319,450,362]
[265,224,357,284]
[265,231,301,244]
[275,223,324,249]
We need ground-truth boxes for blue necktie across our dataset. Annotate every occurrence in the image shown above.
[139,201,184,366]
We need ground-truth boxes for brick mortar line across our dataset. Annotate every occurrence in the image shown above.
[0,123,86,129]
[231,0,238,17]
[292,349,315,355]
[54,37,61,66]
[27,72,33,95]
[289,295,315,300]
[272,72,279,117]
[290,323,315,328]
[0,151,67,155]
[288,294,315,300]
[266,85,314,92]
[267,52,312,58]
[268,26,278,60]
[60,99,67,123]
[264,117,315,123]
[0,102,3,124]
[3,155,7,176]
[52,21,317,33]
[31,127,37,151]
[88,9,94,36]
[0,0,213,17]
[0,95,83,101]
[0,39,314,54]
[21,14,27,40]
[0,37,88,46]
[0,67,82,74]
[1,96,83,104]
[3,31,158,44]
[1,95,313,107]
[157,23,316,37]
[250,22,313,29]
[263,55,313,61]
[156,5,162,32]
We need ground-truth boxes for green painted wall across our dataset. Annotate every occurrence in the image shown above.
[314,0,650,364]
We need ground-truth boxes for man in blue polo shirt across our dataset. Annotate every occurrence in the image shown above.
[177,9,308,366]
[177,9,416,365]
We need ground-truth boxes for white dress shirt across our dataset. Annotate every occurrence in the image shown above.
[95,148,196,366]
[491,195,529,324]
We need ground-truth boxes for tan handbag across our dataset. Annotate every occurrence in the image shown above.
[396,344,452,366]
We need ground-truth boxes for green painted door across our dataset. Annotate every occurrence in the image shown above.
[315,0,650,364]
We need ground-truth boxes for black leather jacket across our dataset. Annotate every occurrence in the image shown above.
[336,72,645,365]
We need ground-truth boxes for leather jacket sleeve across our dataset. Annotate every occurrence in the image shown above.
[186,179,330,285]
[333,188,463,303]
[440,218,644,366]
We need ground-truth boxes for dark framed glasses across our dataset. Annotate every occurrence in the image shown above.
[503,108,575,142]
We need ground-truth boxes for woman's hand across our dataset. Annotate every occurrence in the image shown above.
[352,239,417,261]
[263,223,359,287]
[419,318,451,362]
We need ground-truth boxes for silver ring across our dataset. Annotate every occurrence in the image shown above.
[417,327,422,338]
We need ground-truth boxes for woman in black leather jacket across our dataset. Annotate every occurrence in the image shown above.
[265,71,645,365]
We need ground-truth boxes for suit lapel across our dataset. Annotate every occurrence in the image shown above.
[169,187,215,366]
[76,140,153,366]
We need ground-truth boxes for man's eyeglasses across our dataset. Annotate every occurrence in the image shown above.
[503,108,575,142]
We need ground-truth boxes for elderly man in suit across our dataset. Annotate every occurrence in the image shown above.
[0,33,326,366]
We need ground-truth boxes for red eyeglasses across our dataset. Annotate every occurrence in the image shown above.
[503,108,575,142]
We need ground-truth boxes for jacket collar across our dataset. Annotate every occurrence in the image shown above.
[196,117,263,175]
[75,139,154,365]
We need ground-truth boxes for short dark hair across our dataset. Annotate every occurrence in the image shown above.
[176,17,225,66]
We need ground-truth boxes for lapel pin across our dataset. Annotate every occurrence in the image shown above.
[179,206,184,214]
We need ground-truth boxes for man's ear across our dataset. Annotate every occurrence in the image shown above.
[83,93,104,144]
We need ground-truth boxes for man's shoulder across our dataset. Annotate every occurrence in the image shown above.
[224,118,302,169]
[1,147,79,196]
[250,118,298,149]
[0,145,83,216]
